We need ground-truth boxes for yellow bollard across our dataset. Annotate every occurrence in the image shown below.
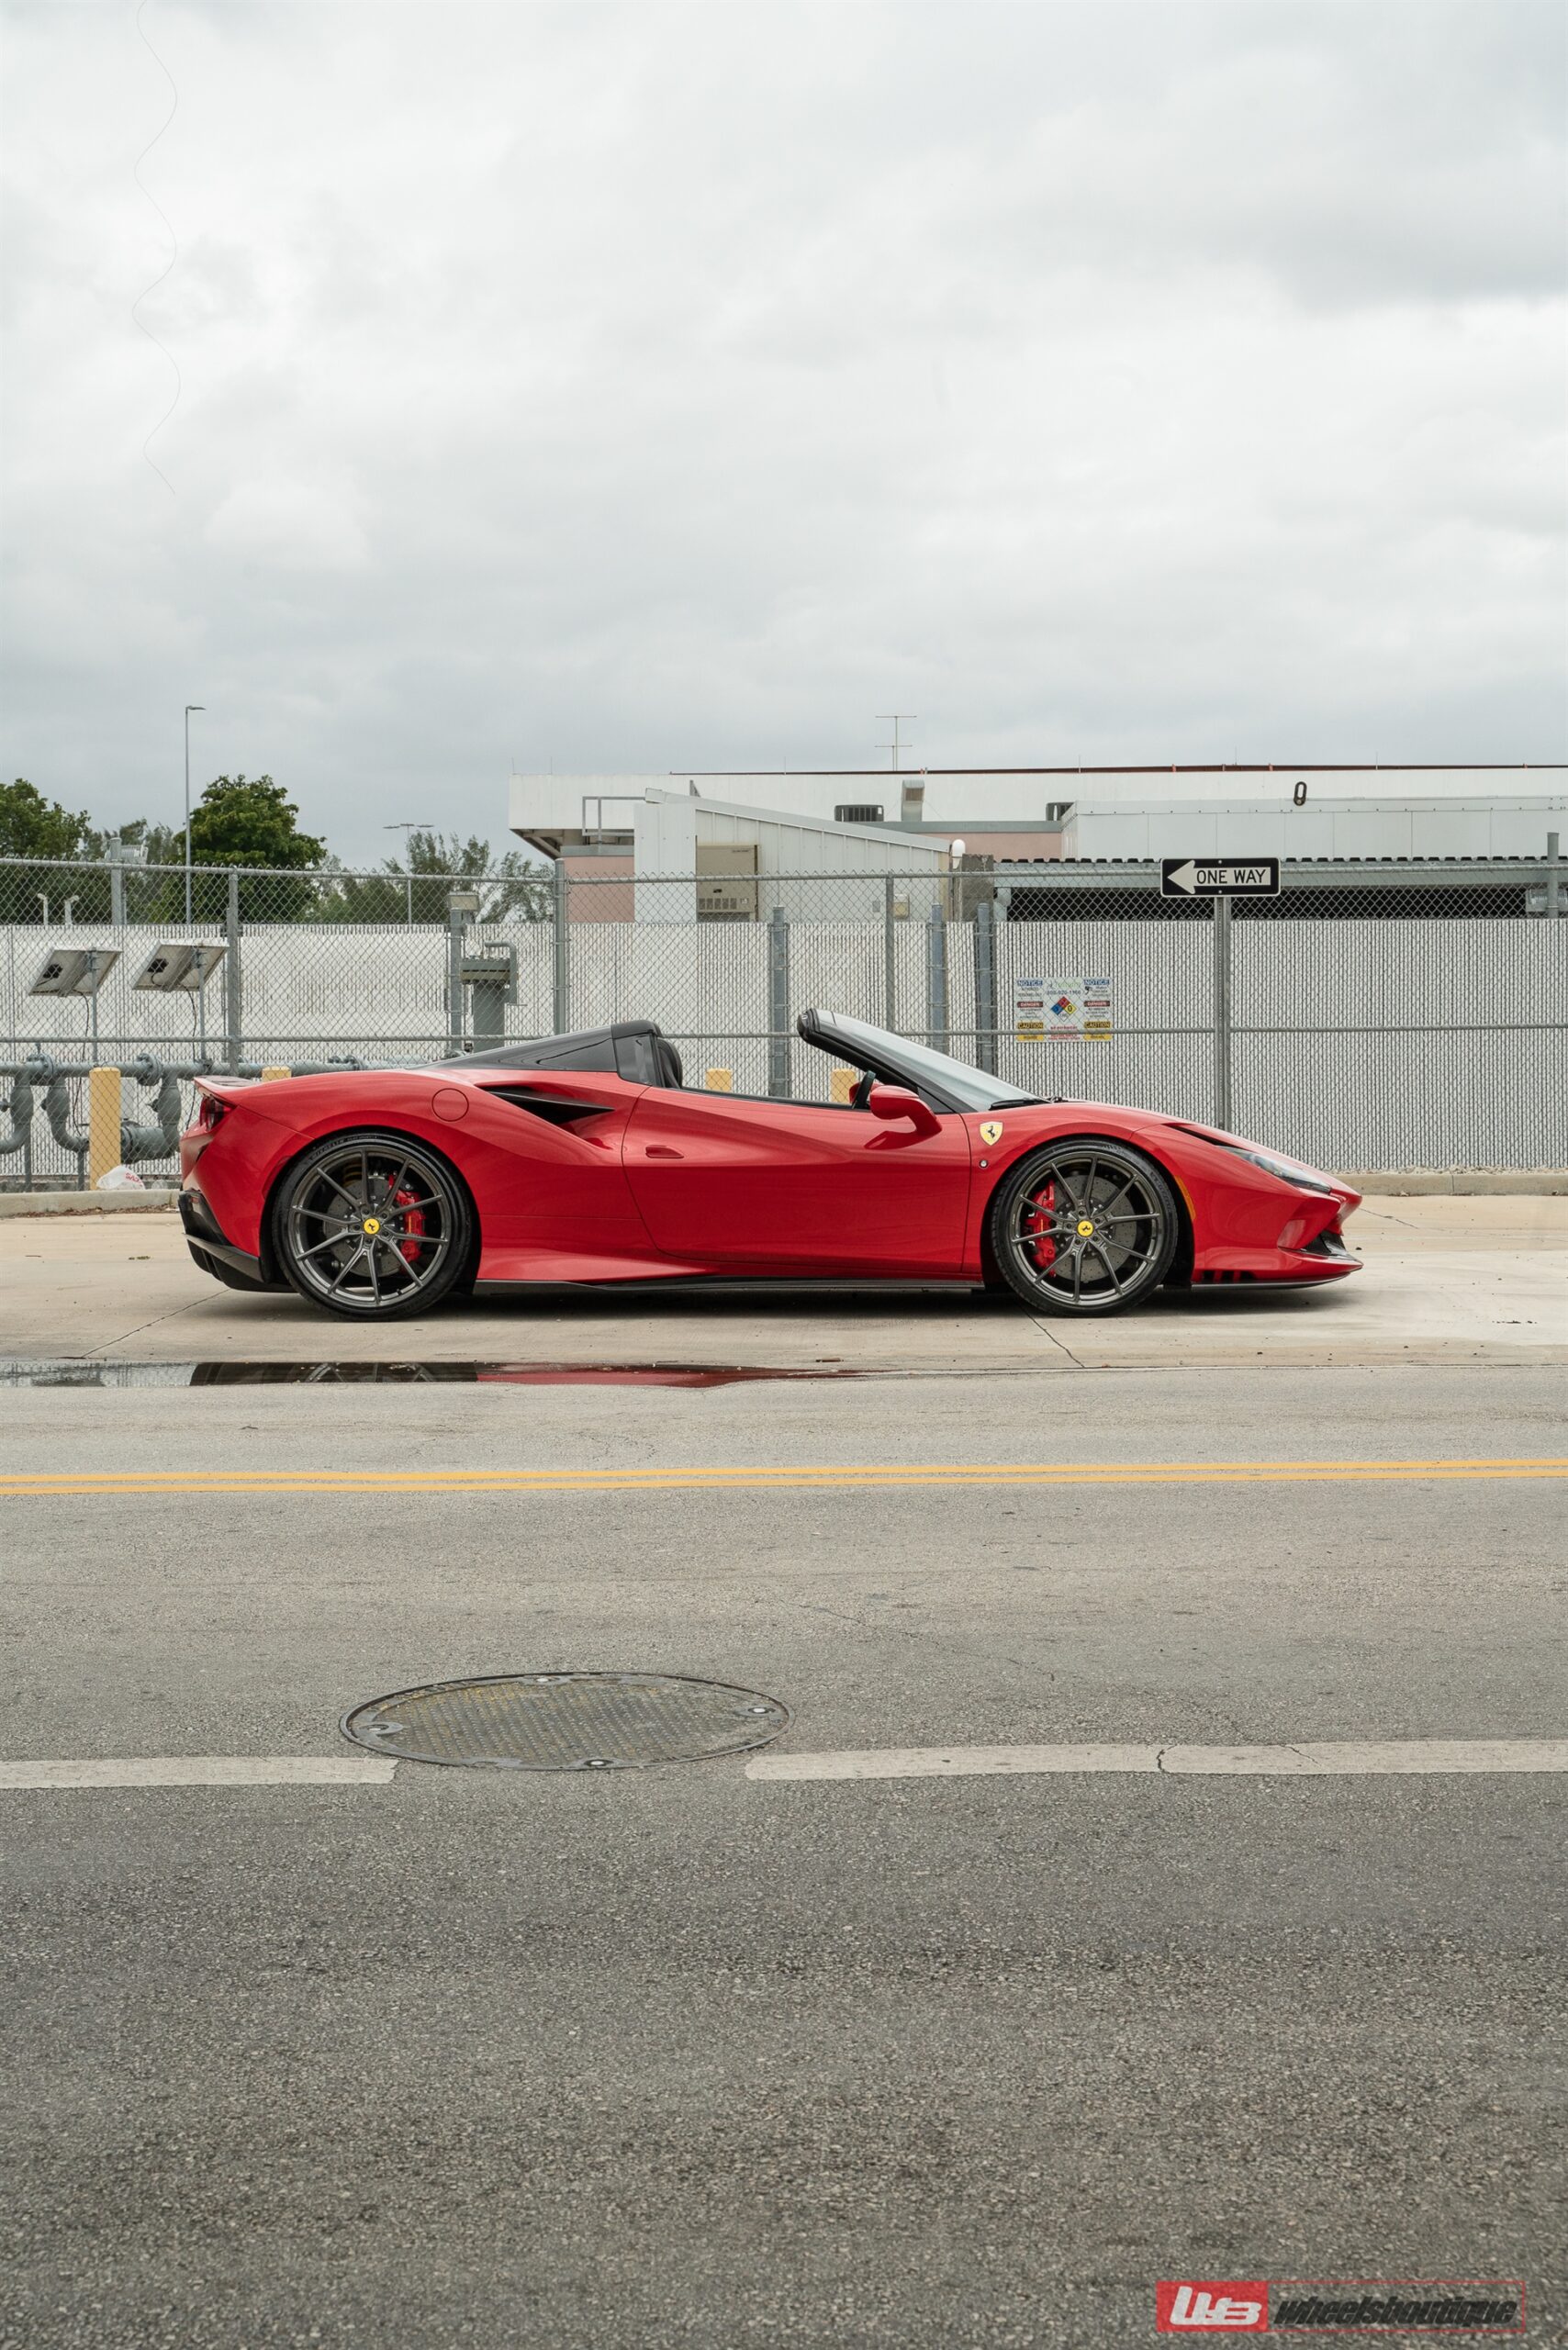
[704,1067,734,1091]
[87,1066,122,1189]
[259,1066,291,1082]
[829,1066,857,1104]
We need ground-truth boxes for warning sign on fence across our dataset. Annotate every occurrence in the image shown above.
[1017,976,1112,1042]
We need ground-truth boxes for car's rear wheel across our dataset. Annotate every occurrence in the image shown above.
[272,1130,472,1319]
[988,1140,1179,1315]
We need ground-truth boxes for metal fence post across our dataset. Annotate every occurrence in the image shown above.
[973,896,996,1073]
[767,902,790,1098]
[1549,831,1562,921]
[447,898,466,1054]
[883,876,898,1034]
[225,868,241,1072]
[925,901,948,1047]
[552,857,569,1034]
[1212,897,1233,1131]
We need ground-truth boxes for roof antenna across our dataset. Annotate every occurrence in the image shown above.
[878,714,916,770]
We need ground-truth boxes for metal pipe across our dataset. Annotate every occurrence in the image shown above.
[0,1055,365,1082]
[119,1055,185,1164]
[0,1047,374,1189]
[0,1063,35,1158]
[38,1058,90,1169]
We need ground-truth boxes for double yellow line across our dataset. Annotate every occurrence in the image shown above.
[3,1459,1564,1495]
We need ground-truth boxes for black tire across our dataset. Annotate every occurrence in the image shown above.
[987,1139,1179,1316]
[271,1129,473,1320]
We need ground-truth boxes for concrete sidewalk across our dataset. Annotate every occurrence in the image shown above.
[3,1195,1565,1370]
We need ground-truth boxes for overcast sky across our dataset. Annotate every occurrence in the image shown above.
[2,0,1563,865]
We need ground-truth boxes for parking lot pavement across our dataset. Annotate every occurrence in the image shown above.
[2,1192,1566,1369]
[3,1353,1565,2348]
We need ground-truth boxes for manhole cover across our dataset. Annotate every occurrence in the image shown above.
[341,1672,790,1772]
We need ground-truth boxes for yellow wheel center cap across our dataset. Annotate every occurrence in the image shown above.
[362,1216,381,1235]
[1076,1218,1095,1237]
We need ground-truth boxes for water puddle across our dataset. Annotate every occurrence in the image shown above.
[0,1358,896,1390]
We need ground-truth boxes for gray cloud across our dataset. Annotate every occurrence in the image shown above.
[1,0,1562,862]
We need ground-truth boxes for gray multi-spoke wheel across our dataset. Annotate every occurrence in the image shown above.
[272,1130,472,1319]
[987,1140,1179,1316]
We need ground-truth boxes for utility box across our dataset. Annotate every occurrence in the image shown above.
[460,946,518,1043]
[696,844,758,923]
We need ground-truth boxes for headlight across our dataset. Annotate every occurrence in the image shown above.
[1221,1142,1335,1194]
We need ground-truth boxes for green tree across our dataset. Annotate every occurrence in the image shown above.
[1,778,91,856]
[315,828,549,925]
[0,780,95,923]
[188,775,325,869]
[176,774,326,922]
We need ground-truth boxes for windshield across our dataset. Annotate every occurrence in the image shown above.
[802,1012,1054,1113]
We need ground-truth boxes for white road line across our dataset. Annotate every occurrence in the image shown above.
[746,1739,1568,1784]
[0,1755,397,1790]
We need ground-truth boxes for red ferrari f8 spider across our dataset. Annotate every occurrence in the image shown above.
[178,1009,1361,1320]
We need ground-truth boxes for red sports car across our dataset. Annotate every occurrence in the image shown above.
[178,1010,1361,1320]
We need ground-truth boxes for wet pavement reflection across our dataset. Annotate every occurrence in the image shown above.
[0,1358,899,1390]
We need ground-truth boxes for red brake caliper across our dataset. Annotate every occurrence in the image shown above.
[1023,1180,1057,1269]
[392,1185,425,1265]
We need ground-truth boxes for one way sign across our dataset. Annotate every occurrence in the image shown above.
[1160,856,1281,900]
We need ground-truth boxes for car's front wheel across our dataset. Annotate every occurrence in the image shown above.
[987,1140,1179,1315]
[272,1130,472,1319]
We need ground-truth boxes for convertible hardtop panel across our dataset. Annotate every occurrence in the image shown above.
[437,1021,681,1087]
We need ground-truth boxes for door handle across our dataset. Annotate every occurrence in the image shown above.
[644,1145,684,1159]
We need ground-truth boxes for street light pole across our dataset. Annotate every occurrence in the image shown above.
[184,705,205,925]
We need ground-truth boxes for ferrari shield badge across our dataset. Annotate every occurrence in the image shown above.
[979,1121,1003,1146]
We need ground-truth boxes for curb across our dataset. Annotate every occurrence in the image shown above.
[1346,1172,1568,1197]
[0,1190,180,1218]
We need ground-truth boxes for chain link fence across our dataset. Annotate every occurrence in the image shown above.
[3,850,1564,1186]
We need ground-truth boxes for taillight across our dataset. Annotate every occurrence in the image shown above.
[194,1090,229,1134]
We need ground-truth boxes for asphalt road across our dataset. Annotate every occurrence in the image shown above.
[3,1350,1565,2348]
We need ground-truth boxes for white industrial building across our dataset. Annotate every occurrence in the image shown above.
[511,766,1565,902]
[515,781,951,923]
[1058,794,1563,863]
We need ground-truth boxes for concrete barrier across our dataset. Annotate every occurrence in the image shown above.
[0,1189,180,1217]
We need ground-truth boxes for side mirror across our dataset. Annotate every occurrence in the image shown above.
[868,1084,940,1135]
